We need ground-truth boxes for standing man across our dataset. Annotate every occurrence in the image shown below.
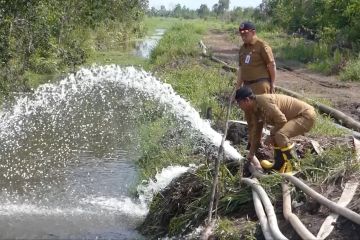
[235,87,316,173]
[235,21,277,151]
[235,21,276,93]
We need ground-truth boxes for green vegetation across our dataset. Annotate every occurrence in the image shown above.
[310,113,349,137]
[0,0,148,97]
[300,145,357,184]
[150,22,206,65]
[340,56,360,82]
[148,0,230,19]
[252,0,360,79]
[138,16,359,239]
[136,117,198,179]
[215,218,258,240]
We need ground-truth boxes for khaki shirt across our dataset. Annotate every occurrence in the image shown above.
[239,36,274,82]
[248,94,315,152]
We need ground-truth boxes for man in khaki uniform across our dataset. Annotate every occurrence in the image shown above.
[235,87,316,173]
[235,22,276,150]
[235,21,276,94]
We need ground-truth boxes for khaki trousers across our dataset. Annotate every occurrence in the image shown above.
[244,80,271,95]
[274,108,316,147]
[244,80,271,145]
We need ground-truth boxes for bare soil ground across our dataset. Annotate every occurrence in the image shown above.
[203,30,360,121]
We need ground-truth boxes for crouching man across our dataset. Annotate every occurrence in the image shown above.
[235,87,316,173]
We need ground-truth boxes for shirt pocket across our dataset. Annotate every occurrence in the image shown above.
[239,52,246,66]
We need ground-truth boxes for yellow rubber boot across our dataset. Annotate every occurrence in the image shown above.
[260,144,294,173]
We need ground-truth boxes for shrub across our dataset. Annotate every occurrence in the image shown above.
[340,56,360,81]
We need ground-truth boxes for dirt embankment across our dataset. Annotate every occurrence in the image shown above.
[202,29,360,239]
[138,29,360,240]
[203,29,360,122]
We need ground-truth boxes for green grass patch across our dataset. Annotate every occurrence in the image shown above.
[340,55,360,81]
[258,31,349,75]
[310,112,349,137]
[215,218,257,240]
[150,22,205,66]
[24,71,62,89]
[136,117,198,179]
[159,61,232,117]
[300,145,357,183]
[143,17,180,33]
[86,50,148,67]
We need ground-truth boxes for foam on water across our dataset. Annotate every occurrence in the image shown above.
[0,165,189,218]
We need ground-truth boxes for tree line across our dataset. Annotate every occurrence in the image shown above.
[147,0,254,22]
[255,0,359,51]
[0,0,148,94]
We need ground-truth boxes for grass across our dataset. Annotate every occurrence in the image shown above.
[257,31,353,76]
[149,22,206,66]
[215,218,257,240]
[340,55,360,81]
[143,17,180,33]
[136,116,201,179]
[300,145,358,184]
[86,50,148,67]
[310,112,349,137]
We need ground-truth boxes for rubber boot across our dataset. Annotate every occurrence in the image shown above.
[260,144,294,173]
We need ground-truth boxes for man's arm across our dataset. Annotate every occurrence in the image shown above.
[267,62,276,93]
[261,44,276,93]
[247,116,264,160]
[235,68,243,90]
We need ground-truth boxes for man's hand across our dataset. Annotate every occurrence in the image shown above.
[264,135,274,146]
[247,154,262,169]
[270,83,275,93]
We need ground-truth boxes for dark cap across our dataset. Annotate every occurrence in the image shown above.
[235,87,254,101]
[239,21,256,33]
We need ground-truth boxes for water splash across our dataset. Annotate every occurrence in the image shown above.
[0,65,241,238]
[1,65,241,161]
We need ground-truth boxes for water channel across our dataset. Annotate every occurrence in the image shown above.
[0,30,240,239]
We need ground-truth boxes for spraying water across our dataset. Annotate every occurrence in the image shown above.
[0,65,241,239]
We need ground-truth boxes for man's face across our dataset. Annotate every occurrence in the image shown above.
[240,30,255,44]
[237,98,252,112]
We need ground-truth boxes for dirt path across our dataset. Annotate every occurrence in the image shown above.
[203,30,360,121]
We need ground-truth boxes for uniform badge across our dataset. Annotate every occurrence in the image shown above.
[245,54,251,64]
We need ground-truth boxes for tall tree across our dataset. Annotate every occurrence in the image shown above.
[197,4,210,19]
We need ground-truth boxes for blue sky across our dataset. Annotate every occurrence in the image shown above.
[148,0,263,10]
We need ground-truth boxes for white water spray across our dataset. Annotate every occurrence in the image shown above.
[0,65,242,238]
[1,65,241,160]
